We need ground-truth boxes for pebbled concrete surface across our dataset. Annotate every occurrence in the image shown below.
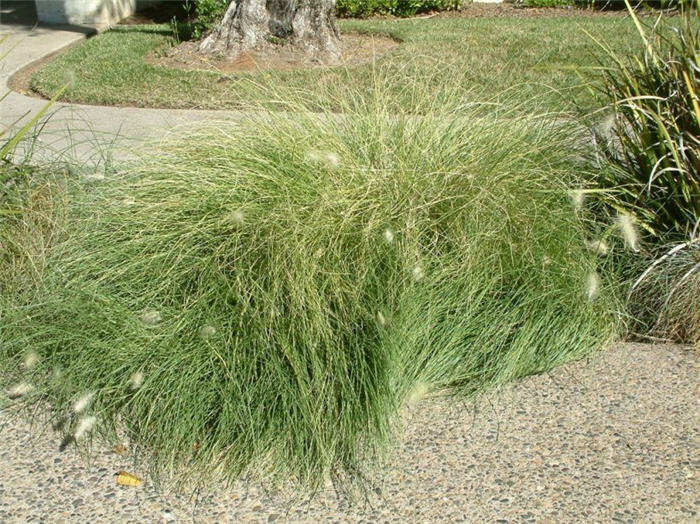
[1,342,698,523]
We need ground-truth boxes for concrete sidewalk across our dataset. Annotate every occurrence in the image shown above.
[0,1,240,167]
[1,343,698,522]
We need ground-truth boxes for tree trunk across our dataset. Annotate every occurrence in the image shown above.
[199,0,341,63]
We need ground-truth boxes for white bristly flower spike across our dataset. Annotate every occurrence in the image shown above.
[586,272,601,301]
[129,371,144,390]
[306,150,321,163]
[572,190,585,211]
[7,382,33,399]
[83,173,105,183]
[585,239,610,256]
[200,325,216,339]
[23,351,39,369]
[405,381,429,408]
[325,152,339,168]
[72,392,94,414]
[141,310,161,326]
[229,210,245,227]
[412,265,425,281]
[376,311,387,327]
[617,213,639,251]
[74,415,96,440]
[383,228,395,244]
[122,197,135,207]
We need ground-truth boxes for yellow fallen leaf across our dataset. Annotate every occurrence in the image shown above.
[116,471,142,487]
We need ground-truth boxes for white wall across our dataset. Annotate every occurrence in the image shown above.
[34,0,159,25]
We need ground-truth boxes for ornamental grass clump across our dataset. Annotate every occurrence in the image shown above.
[1,93,617,489]
[589,0,700,240]
[628,238,700,345]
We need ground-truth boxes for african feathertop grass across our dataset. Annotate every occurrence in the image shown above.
[1,91,618,489]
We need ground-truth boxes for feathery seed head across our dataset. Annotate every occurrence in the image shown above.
[586,272,601,301]
[383,228,395,244]
[412,265,425,281]
[83,173,105,183]
[141,310,161,326]
[616,213,639,251]
[405,381,430,407]
[74,415,96,440]
[228,210,245,227]
[325,152,340,168]
[585,239,610,256]
[306,150,340,168]
[200,325,217,339]
[305,150,321,163]
[376,311,387,327]
[122,197,135,207]
[22,351,39,370]
[571,190,585,211]
[72,392,94,414]
[52,366,63,381]
[7,381,33,399]
[129,371,144,390]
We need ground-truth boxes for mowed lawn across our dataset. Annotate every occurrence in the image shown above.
[30,13,646,112]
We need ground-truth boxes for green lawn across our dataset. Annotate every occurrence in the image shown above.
[31,15,645,112]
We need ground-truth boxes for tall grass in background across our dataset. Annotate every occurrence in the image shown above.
[586,1,699,344]
[1,79,618,490]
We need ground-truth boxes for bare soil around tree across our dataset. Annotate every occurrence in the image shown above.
[148,32,398,73]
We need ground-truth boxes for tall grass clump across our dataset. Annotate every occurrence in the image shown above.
[628,237,700,345]
[589,0,699,241]
[1,84,618,490]
[1,35,69,334]
[585,1,699,343]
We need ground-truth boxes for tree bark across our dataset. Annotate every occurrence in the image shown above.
[199,0,341,63]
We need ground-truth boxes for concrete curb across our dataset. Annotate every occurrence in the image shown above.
[0,11,241,166]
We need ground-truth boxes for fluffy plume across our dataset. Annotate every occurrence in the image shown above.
[22,351,39,370]
[129,371,144,390]
[585,239,610,256]
[383,228,395,244]
[586,272,601,301]
[325,152,340,168]
[141,310,161,325]
[228,210,245,227]
[617,213,639,251]
[376,311,387,327]
[571,190,585,211]
[306,150,340,168]
[412,265,425,281]
[83,173,105,183]
[7,381,33,399]
[72,392,94,414]
[74,415,96,440]
[405,381,430,407]
[200,325,216,339]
